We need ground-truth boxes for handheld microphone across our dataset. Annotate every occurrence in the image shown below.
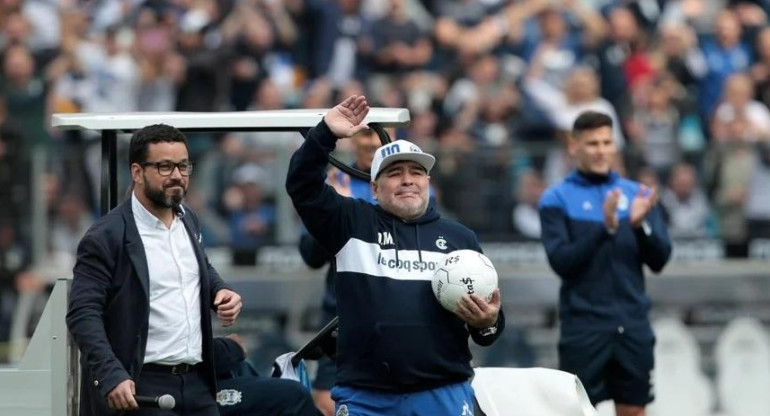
[135,394,176,410]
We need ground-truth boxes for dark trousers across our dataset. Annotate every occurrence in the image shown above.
[133,366,219,416]
[217,377,320,416]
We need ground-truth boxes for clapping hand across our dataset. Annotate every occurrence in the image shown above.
[603,188,621,233]
[630,185,658,228]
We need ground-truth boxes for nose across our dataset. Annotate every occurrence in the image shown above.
[169,165,184,179]
[401,173,416,185]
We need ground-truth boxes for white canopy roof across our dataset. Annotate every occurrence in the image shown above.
[51,108,410,132]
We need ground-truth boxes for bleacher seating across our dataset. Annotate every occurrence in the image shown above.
[648,317,714,416]
[714,317,770,416]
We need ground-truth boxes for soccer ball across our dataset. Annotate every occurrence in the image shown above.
[431,250,498,313]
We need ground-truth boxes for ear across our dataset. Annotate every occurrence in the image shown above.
[370,180,379,199]
[131,163,143,186]
[566,133,578,157]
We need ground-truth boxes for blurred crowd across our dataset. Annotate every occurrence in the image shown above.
[3,0,770,357]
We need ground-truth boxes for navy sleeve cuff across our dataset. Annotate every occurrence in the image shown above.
[313,119,338,151]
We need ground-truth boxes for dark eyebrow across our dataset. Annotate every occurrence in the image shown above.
[154,159,190,164]
[384,164,404,174]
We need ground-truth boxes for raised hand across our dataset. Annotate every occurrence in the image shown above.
[603,188,621,233]
[630,185,658,228]
[324,95,370,138]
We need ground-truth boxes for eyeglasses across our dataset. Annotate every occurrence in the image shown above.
[140,161,194,176]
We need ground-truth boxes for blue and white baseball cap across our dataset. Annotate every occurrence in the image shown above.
[370,140,436,181]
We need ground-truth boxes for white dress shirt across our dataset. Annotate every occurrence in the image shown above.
[132,193,203,365]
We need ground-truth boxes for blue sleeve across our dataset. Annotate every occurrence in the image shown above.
[538,190,610,279]
[633,205,672,273]
[285,120,358,255]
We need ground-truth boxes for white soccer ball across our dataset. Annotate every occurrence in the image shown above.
[431,250,498,313]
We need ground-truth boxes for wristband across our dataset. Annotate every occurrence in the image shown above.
[478,326,498,337]
[641,220,652,237]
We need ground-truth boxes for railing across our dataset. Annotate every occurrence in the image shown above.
[0,278,77,416]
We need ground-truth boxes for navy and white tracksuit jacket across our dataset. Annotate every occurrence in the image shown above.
[538,170,672,331]
[286,120,505,392]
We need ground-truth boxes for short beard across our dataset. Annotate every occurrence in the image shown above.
[384,196,428,221]
[143,174,185,209]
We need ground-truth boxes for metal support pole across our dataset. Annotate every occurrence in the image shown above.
[30,146,47,265]
[100,130,118,215]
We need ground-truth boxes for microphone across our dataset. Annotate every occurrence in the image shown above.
[173,203,185,218]
[135,394,176,410]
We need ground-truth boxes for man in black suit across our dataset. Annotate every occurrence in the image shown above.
[67,124,242,415]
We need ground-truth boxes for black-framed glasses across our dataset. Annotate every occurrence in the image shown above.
[140,161,194,176]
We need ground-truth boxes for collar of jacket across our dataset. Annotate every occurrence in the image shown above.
[373,198,441,225]
[567,169,620,185]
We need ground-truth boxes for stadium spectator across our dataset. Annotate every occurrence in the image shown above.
[658,0,726,33]
[133,7,182,112]
[0,95,27,363]
[0,44,50,148]
[593,5,641,124]
[175,7,230,113]
[0,94,27,234]
[287,95,504,415]
[744,139,770,240]
[538,111,672,415]
[67,124,242,415]
[628,75,683,180]
[433,0,511,70]
[50,193,93,257]
[750,26,770,108]
[524,66,626,148]
[693,9,753,121]
[227,163,276,266]
[511,0,607,91]
[368,0,432,76]
[512,169,544,240]
[657,22,701,93]
[660,162,712,239]
[302,0,372,85]
[0,220,28,363]
[224,0,298,111]
[711,72,770,143]
[708,115,756,257]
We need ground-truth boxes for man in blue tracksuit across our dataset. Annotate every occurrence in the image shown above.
[538,111,671,416]
[287,95,505,416]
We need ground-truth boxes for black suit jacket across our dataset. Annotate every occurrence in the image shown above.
[66,199,231,416]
